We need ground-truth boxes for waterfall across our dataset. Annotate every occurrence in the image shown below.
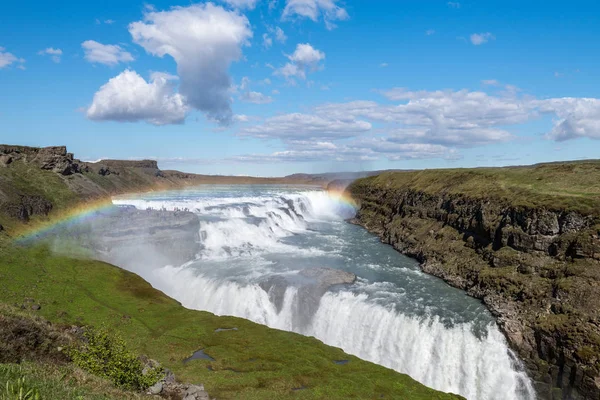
[113,186,537,400]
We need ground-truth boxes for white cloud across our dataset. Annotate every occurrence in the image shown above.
[149,71,178,81]
[447,2,460,8]
[37,47,63,63]
[537,98,600,141]
[380,62,389,68]
[426,29,435,36]
[262,33,273,49]
[86,69,187,125]
[263,27,287,49]
[272,89,280,95]
[82,40,134,66]
[470,32,495,45]
[282,0,349,30]
[129,3,252,124]
[222,0,260,9]
[273,26,287,43]
[241,91,274,104]
[0,47,25,69]
[276,43,325,80]
[104,19,115,24]
[240,113,371,140]
[234,85,600,163]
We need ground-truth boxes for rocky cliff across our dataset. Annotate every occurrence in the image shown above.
[346,164,600,400]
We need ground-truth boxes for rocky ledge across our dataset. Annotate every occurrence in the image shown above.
[347,181,600,400]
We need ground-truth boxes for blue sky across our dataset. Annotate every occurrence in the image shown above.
[1,0,599,176]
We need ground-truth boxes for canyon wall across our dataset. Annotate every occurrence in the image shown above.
[347,168,600,400]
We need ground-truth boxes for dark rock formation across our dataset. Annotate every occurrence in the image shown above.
[348,182,600,400]
[0,145,80,175]
[1,195,53,221]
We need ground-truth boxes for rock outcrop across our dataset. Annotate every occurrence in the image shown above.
[0,145,81,175]
[348,179,600,400]
[1,195,53,221]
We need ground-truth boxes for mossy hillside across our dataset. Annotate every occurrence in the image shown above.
[0,243,462,400]
[355,160,600,215]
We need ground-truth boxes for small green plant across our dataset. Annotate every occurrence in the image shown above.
[1,367,40,400]
[69,327,162,391]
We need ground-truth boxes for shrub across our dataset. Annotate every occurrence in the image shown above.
[69,327,162,391]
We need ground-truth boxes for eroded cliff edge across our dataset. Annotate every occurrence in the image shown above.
[345,162,600,400]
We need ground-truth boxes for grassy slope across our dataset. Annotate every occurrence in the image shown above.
[361,160,600,215]
[0,362,153,400]
[0,242,461,400]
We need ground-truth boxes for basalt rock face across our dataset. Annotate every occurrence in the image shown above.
[1,195,53,221]
[348,182,600,400]
[0,145,81,175]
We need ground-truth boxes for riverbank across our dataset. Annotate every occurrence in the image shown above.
[346,161,600,400]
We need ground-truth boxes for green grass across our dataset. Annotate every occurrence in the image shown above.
[351,160,600,215]
[0,242,462,400]
[0,362,151,400]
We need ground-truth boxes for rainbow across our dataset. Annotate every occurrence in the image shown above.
[326,188,359,211]
[15,197,117,242]
[15,187,359,241]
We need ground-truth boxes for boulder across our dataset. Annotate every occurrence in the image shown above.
[147,381,162,395]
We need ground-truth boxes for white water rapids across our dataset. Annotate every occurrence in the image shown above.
[112,186,536,400]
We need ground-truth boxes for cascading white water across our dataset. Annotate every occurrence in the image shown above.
[113,186,536,400]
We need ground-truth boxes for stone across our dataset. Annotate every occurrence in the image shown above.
[147,381,163,395]
[183,384,209,400]
[0,154,12,167]
[31,304,41,311]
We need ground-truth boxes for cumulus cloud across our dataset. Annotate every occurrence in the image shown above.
[86,69,187,125]
[537,98,600,141]
[447,2,460,8]
[82,40,134,66]
[128,3,252,124]
[0,47,25,69]
[38,47,63,63]
[282,0,349,30]
[221,0,260,9]
[276,43,325,80]
[425,29,435,36]
[470,32,495,45]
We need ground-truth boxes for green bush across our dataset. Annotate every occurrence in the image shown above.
[69,327,162,391]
